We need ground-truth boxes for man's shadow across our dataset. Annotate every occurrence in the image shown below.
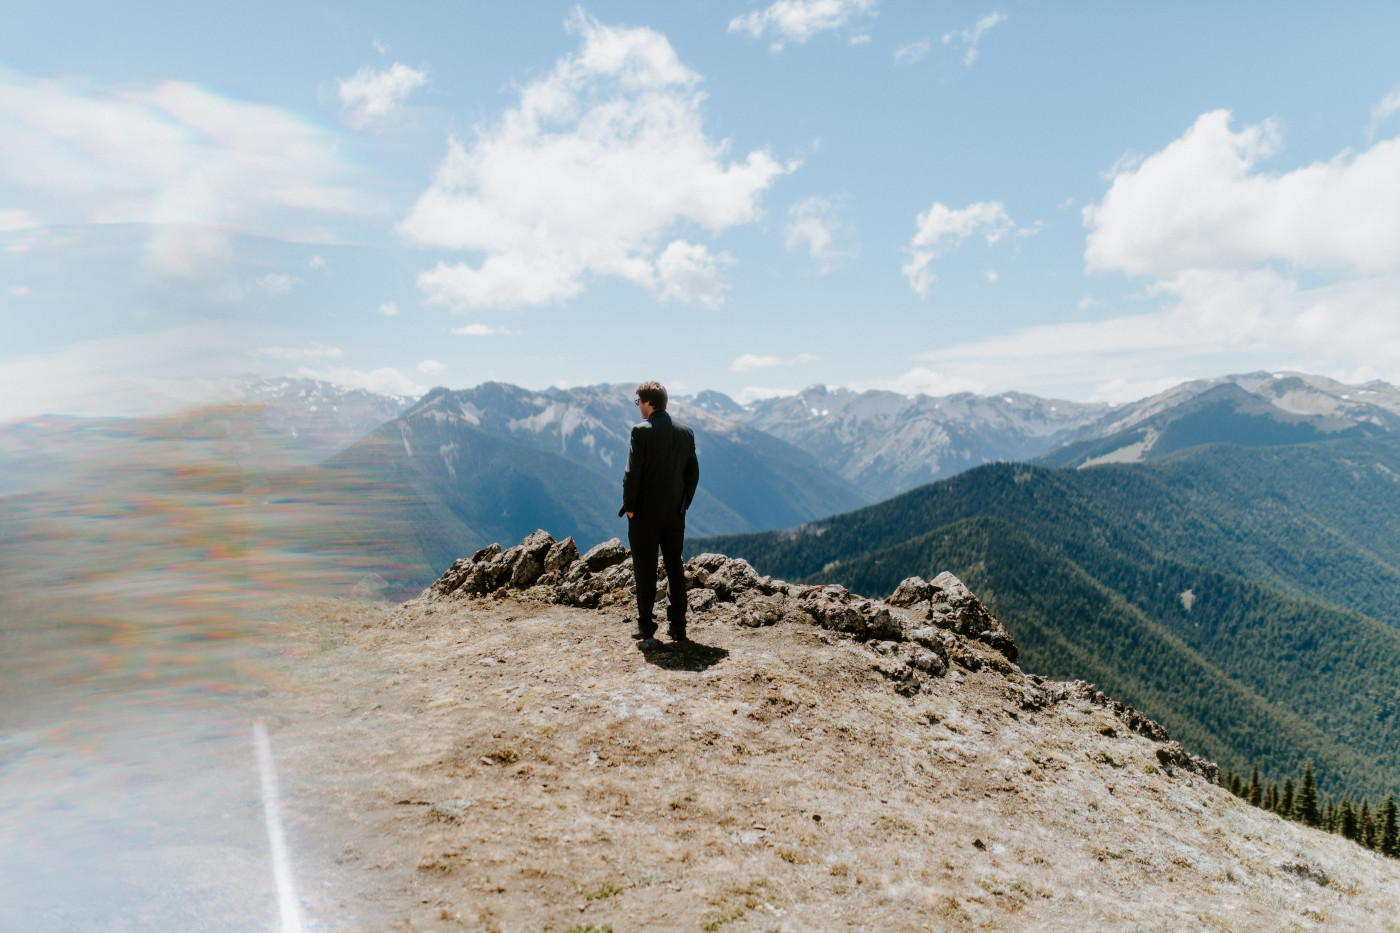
[638,639,728,671]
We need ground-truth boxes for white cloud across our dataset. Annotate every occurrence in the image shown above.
[731,352,819,371]
[398,11,792,310]
[850,366,985,397]
[784,195,856,271]
[416,359,446,375]
[732,385,801,405]
[893,38,931,65]
[985,270,998,282]
[308,254,327,270]
[0,67,387,276]
[338,62,428,129]
[654,240,732,306]
[902,200,1015,297]
[895,265,1400,402]
[256,272,299,295]
[1085,110,1400,277]
[377,301,400,316]
[252,345,343,362]
[451,323,513,337]
[291,365,426,397]
[1370,86,1400,138]
[942,12,1006,66]
[729,0,878,50]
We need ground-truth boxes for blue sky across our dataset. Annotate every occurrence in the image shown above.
[3,1,1400,419]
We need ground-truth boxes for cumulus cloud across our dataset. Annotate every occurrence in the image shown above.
[0,67,387,275]
[338,62,428,129]
[451,323,513,336]
[784,195,856,272]
[942,12,1006,66]
[416,359,445,375]
[729,0,878,50]
[1085,109,1400,277]
[377,301,400,316]
[902,200,1015,297]
[731,352,819,371]
[398,11,792,310]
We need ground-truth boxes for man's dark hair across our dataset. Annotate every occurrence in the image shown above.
[636,381,668,411]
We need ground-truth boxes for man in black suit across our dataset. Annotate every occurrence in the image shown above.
[620,381,699,646]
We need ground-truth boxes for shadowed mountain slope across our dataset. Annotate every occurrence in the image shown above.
[693,437,1400,801]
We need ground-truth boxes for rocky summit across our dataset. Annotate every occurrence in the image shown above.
[264,532,1400,931]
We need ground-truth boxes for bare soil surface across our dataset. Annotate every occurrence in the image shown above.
[263,593,1400,933]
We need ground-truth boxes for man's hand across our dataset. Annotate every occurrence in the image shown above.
[626,512,634,519]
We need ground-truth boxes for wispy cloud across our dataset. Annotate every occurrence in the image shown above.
[399,11,793,311]
[729,0,878,50]
[902,200,1016,297]
[731,352,820,371]
[377,302,400,316]
[252,345,342,362]
[0,66,387,277]
[290,364,425,398]
[1370,85,1400,139]
[451,323,513,337]
[416,359,445,375]
[784,195,856,272]
[941,11,1006,66]
[338,62,428,129]
[256,272,300,295]
[893,38,931,65]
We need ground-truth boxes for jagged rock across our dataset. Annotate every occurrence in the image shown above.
[798,585,867,635]
[581,538,629,573]
[888,573,1018,663]
[686,553,762,601]
[1155,741,1220,782]
[543,536,579,575]
[509,529,556,588]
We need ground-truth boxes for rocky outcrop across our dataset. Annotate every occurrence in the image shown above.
[416,531,1218,783]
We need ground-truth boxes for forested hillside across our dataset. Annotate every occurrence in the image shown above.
[692,436,1400,801]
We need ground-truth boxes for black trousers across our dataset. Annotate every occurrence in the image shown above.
[628,520,687,636]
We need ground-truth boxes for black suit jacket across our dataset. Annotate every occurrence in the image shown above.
[619,411,699,528]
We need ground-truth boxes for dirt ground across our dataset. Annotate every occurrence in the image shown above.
[261,592,1400,933]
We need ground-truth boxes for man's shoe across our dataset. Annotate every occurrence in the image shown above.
[632,622,656,640]
[667,629,689,643]
[638,638,660,650]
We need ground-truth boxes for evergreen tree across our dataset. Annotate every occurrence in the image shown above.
[1322,796,1334,833]
[1264,784,1277,812]
[1294,761,1319,826]
[1340,798,1358,841]
[1360,799,1376,849]
[1280,777,1295,817]
[1228,771,1243,797]
[1247,764,1261,806]
[1380,793,1399,858]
